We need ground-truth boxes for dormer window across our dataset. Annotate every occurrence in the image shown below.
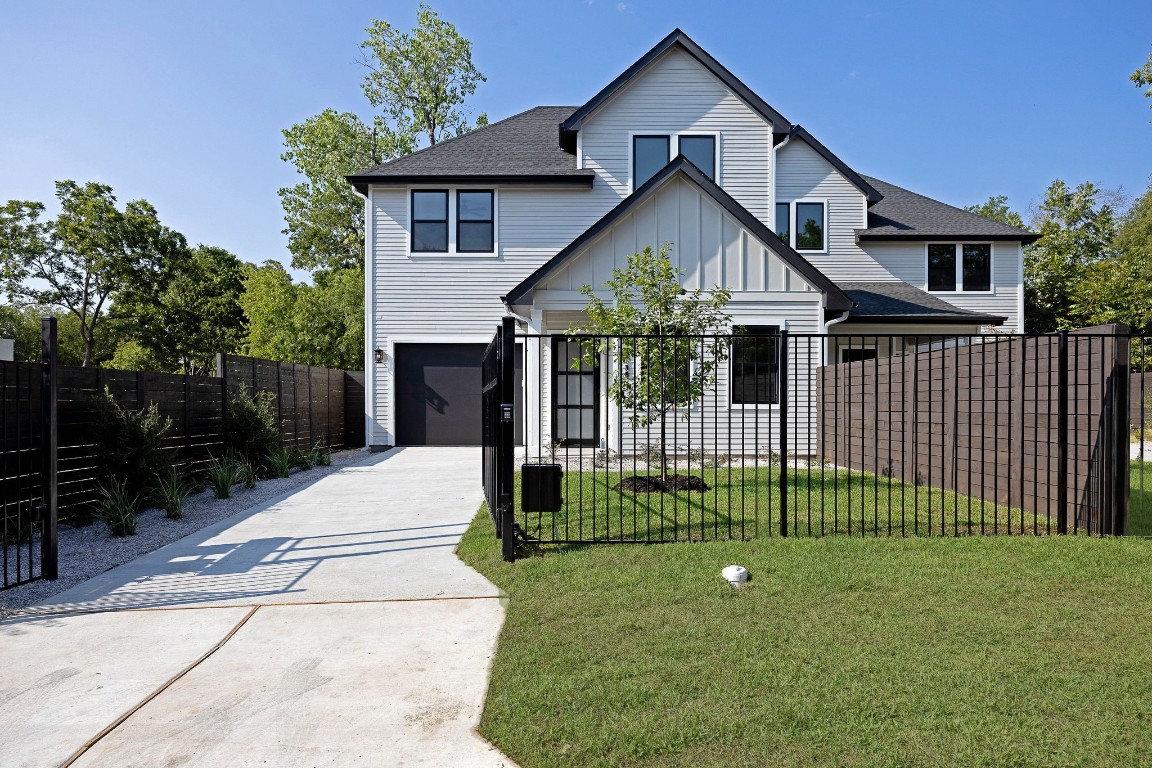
[630,132,719,190]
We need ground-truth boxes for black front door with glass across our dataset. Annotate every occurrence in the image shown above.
[553,338,599,446]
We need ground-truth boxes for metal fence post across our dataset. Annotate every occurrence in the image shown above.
[40,317,58,580]
[499,316,517,561]
[1057,330,1069,534]
[779,329,789,537]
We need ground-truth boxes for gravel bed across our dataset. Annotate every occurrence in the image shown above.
[0,449,371,620]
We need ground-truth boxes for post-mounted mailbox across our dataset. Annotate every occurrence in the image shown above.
[521,463,563,513]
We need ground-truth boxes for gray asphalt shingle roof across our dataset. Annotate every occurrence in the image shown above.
[838,281,1007,324]
[347,106,594,186]
[858,176,1037,242]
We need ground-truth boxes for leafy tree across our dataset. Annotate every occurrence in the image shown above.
[238,261,364,370]
[359,5,487,146]
[279,110,412,274]
[571,245,732,481]
[0,181,185,366]
[279,7,485,275]
[1023,180,1119,333]
[1133,49,1152,109]
[0,304,44,361]
[111,245,248,374]
[964,195,1026,229]
[1076,177,1152,333]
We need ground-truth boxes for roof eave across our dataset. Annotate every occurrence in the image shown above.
[347,173,595,195]
[855,231,1040,244]
[841,313,1008,325]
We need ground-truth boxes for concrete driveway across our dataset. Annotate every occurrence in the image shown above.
[0,448,517,768]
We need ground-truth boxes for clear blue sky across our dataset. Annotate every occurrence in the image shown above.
[2,1,1150,277]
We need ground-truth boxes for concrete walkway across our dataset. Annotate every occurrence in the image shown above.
[0,448,517,768]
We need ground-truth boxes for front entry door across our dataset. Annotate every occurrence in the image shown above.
[552,338,598,446]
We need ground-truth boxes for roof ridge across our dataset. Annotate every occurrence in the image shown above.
[355,105,575,175]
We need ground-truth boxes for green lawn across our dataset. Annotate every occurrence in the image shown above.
[1131,460,1152,535]
[460,514,1152,768]
[520,465,1054,544]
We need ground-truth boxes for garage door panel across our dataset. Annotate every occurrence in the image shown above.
[394,344,485,446]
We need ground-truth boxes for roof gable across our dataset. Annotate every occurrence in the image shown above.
[785,126,883,204]
[505,155,853,310]
[558,29,790,153]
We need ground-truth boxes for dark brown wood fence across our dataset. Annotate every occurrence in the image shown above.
[5,356,365,524]
[818,325,1130,534]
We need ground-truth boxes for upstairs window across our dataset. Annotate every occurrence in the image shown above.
[411,190,448,252]
[794,202,825,251]
[457,191,494,252]
[731,326,780,405]
[927,243,991,292]
[774,203,790,242]
[677,135,715,179]
[633,135,670,188]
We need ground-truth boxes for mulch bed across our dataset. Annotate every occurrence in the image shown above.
[613,474,710,493]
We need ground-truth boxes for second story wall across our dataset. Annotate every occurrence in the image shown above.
[579,47,774,221]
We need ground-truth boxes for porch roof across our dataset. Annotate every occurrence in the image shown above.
[837,281,1007,325]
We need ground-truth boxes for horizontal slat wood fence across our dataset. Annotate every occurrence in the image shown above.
[818,325,1130,534]
[4,356,364,524]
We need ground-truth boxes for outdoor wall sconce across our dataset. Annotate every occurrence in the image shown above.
[373,348,384,364]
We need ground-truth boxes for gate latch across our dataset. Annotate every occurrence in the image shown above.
[500,403,514,422]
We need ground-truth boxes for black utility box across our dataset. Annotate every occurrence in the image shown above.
[521,463,563,512]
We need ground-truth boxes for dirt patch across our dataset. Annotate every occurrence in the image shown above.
[612,474,710,493]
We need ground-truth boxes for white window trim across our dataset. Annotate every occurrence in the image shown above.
[727,319,788,410]
[627,130,722,192]
[790,198,829,254]
[924,241,994,295]
[406,185,500,259]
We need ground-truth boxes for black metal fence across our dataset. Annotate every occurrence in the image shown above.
[2,319,58,589]
[484,324,1142,558]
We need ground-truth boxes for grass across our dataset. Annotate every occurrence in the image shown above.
[95,477,138,536]
[459,512,1152,768]
[521,465,1034,544]
[1130,460,1152,535]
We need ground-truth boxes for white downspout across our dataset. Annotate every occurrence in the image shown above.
[823,309,850,364]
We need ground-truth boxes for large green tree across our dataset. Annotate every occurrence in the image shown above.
[1133,49,1152,109]
[1023,180,1119,333]
[1075,177,1152,333]
[279,6,486,274]
[110,245,248,374]
[0,181,185,366]
[238,261,364,370]
[964,195,1026,229]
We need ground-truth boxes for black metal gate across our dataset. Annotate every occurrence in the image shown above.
[2,318,58,590]
[481,317,516,561]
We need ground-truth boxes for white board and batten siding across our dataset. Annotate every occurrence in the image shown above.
[579,47,774,221]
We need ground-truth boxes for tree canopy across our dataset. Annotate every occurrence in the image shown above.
[0,181,186,366]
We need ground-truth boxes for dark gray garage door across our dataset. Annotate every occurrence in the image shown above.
[394,344,486,445]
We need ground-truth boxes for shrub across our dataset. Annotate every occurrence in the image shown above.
[308,442,332,467]
[96,477,139,536]
[291,448,313,471]
[207,456,240,499]
[593,448,618,467]
[153,466,192,520]
[265,449,294,479]
[225,383,282,464]
[91,387,171,506]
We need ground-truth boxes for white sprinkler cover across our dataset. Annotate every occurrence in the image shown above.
[721,564,748,585]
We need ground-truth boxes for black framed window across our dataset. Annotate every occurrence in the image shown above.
[795,202,825,250]
[457,190,494,252]
[731,326,780,405]
[633,135,670,188]
[775,203,790,242]
[411,190,448,252]
[927,244,957,291]
[553,338,598,445]
[678,135,715,179]
[962,244,991,291]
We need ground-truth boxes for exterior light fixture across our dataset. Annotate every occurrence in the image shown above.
[373,348,384,364]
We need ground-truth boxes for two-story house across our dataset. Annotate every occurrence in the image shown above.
[348,29,1036,450]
